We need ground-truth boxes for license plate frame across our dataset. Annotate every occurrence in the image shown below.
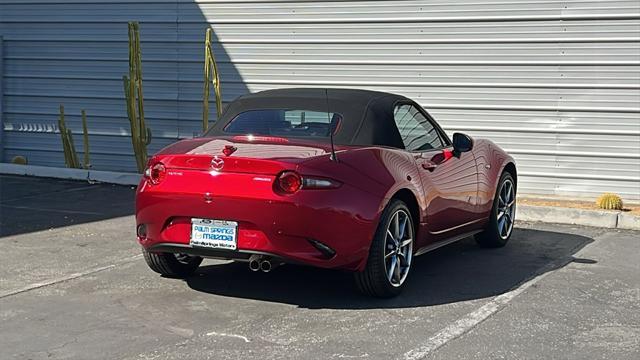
[190,218,238,250]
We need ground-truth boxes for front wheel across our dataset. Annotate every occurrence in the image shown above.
[142,248,202,278]
[475,172,516,248]
[355,199,414,298]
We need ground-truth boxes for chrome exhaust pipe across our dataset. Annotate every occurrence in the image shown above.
[260,259,272,273]
[248,255,262,272]
[260,259,282,273]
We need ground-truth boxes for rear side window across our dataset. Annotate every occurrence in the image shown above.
[393,104,444,151]
[224,109,341,138]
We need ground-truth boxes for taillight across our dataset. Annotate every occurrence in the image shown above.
[275,171,302,194]
[144,162,166,185]
[302,177,341,189]
[275,171,341,194]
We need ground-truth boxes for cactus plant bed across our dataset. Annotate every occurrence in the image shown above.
[518,198,640,215]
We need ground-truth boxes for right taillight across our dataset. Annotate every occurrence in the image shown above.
[275,171,341,194]
[144,162,166,185]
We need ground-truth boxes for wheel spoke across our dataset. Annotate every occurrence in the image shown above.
[399,215,408,240]
[386,229,396,245]
[397,250,406,261]
[498,216,507,236]
[398,249,410,266]
[497,210,505,220]
[387,256,397,281]
[394,257,401,282]
[504,214,513,236]
[505,212,512,226]
[393,213,400,240]
[400,238,412,248]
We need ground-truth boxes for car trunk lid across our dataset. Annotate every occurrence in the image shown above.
[155,137,332,175]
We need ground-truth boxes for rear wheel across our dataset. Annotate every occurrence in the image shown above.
[475,172,516,248]
[355,199,414,298]
[142,248,203,278]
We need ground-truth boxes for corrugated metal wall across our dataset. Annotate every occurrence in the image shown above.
[1,0,639,201]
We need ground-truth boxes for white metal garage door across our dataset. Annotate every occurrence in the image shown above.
[1,0,639,201]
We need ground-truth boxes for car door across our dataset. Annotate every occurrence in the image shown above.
[392,103,479,241]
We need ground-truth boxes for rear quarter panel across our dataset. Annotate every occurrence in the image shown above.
[472,138,516,218]
[301,147,426,248]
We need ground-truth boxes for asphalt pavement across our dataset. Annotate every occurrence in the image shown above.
[0,174,638,360]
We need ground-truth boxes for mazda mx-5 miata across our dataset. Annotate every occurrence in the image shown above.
[136,88,517,297]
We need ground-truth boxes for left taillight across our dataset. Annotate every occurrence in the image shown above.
[275,171,302,194]
[144,162,166,185]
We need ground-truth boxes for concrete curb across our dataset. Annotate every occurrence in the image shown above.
[0,163,140,186]
[517,205,640,231]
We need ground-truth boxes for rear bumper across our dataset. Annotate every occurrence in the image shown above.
[135,177,383,271]
[147,243,288,263]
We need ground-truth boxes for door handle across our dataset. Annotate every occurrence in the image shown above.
[422,162,438,172]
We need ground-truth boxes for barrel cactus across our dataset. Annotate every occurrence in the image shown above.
[596,193,623,210]
[11,155,27,165]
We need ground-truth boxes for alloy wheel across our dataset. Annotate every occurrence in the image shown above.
[497,178,516,239]
[384,210,413,287]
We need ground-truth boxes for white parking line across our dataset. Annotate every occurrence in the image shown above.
[0,254,142,299]
[403,259,567,360]
[206,331,251,343]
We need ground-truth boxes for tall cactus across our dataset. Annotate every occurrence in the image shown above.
[202,27,223,132]
[58,104,81,169]
[123,21,151,173]
[81,109,91,169]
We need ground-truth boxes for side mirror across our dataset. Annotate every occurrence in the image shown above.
[452,132,473,156]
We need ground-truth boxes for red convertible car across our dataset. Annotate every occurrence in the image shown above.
[136,88,517,297]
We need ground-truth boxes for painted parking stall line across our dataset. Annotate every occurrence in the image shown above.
[403,256,571,360]
[0,254,142,299]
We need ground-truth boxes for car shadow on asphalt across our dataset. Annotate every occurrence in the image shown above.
[0,175,136,237]
[186,227,595,309]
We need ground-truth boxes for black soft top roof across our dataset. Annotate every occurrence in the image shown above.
[205,88,411,148]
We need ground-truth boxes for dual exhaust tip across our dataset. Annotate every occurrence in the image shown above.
[248,255,279,273]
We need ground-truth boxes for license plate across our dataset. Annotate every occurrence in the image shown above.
[190,218,238,250]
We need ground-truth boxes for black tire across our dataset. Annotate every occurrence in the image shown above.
[142,248,203,278]
[475,172,516,248]
[355,199,414,298]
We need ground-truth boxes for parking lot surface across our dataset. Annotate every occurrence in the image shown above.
[1,175,638,359]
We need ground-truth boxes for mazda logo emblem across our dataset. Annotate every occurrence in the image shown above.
[211,156,225,171]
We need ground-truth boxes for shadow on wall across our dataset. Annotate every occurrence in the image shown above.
[0,1,249,171]
[186,228,594,309]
